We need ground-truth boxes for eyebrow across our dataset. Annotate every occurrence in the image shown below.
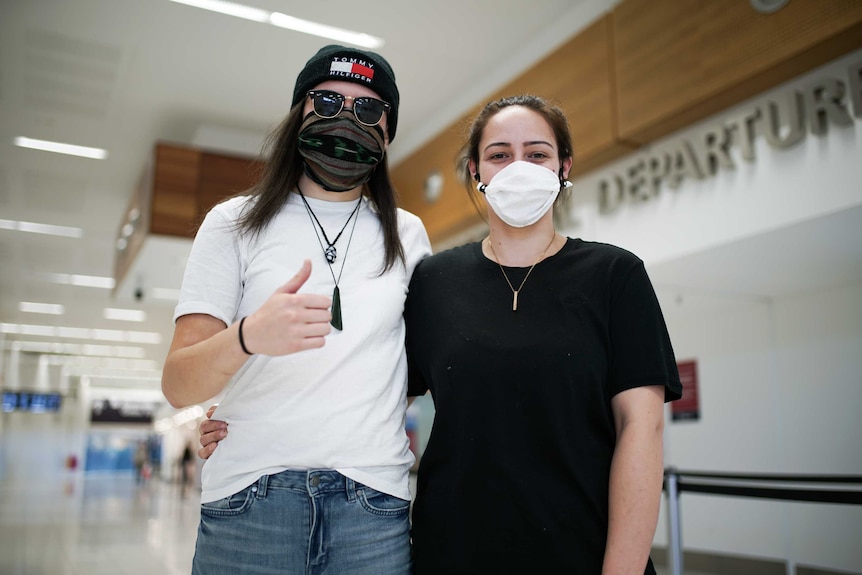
[482,140,554,153]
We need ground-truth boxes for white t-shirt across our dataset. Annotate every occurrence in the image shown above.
[174,193,431,503]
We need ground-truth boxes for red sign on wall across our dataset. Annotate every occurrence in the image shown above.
[672,359,700,422]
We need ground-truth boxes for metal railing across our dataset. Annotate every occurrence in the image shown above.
[663,468,862,575]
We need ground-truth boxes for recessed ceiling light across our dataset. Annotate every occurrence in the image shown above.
[19,302,65,315]
[169,0,384,49]
[0,218,83,238]
[13,137,108,160]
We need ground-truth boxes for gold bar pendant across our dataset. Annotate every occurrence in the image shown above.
[512,291,518,311]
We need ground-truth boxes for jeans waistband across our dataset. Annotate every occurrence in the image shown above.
[256,469,358,501]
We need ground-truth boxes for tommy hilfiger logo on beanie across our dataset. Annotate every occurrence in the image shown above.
[329,58,376,82]
[292,44,400,141]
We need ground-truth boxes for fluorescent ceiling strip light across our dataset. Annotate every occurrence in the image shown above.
[44,355,159,371]
[104,308,146,322]
[9,340,147,358]
[44,273,115,289]
[69,275,115,288]
[170,0,268,21]
[169,0,384,49]
[82,344,147,358]
[57,327,92,339]
[91,328,162,344]
[1,323,161,345]
[87,386,165,403]
[151,287,182,301]
[87,375,162,385]
[19,302,65,315]
[0,218,83,238]
[13,137,108,160]
[268,13,383,48]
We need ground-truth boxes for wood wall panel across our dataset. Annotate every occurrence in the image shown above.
[198,152,262,230]
[150,144,200,237]
[494,15,634,176]
[613,0,862,144]
[146,143,262,239]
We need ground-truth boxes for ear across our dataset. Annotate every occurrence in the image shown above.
[468,159,479,182]
[561,157,573,180]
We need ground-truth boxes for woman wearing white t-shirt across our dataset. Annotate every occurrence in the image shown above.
[162,44,430,575]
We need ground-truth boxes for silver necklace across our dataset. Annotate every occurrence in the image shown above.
[298,189,362,330]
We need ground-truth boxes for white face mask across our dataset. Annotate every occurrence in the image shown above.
[477,161,571,228]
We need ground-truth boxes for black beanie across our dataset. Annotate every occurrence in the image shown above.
[292,44,400,141]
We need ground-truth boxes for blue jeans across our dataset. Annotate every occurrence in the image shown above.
[192,469,412,575]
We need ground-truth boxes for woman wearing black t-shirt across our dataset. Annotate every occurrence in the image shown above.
[404,95,682,574]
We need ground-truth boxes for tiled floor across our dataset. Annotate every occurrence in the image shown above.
[0,470,713,575]
[0,473,200,575]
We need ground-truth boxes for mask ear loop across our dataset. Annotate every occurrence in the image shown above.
[474,170,487,193]
[558,167,572,191]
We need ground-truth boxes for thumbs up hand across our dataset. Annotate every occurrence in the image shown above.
[240,260,332,356]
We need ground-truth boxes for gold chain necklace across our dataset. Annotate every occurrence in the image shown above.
[485,233,556,311]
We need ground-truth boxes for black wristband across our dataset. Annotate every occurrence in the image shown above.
[238,316,253,355]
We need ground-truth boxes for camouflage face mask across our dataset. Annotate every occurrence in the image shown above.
[297,111,386,192]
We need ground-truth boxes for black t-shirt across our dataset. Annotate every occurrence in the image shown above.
[405,238,682,575]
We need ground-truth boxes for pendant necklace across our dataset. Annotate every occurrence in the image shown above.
[298,188,362,330]
[486,233,556,311]
[298,189,362,263]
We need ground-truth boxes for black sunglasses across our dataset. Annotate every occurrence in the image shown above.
[307,90,391,127]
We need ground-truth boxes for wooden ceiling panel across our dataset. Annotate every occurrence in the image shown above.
[612,0,862,143]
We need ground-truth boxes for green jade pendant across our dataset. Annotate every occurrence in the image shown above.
[330,285,343,330]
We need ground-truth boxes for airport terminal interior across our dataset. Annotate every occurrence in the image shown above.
[2,0,861,574]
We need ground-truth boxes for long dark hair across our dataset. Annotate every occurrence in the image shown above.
[456,94,574,215]
[236,103,405,273]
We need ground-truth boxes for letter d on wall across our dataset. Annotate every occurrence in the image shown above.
[598,173,625,213]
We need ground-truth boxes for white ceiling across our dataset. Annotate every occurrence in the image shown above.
[2,0,861,391]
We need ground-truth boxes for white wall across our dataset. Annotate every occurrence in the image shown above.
[656,282,862,572]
